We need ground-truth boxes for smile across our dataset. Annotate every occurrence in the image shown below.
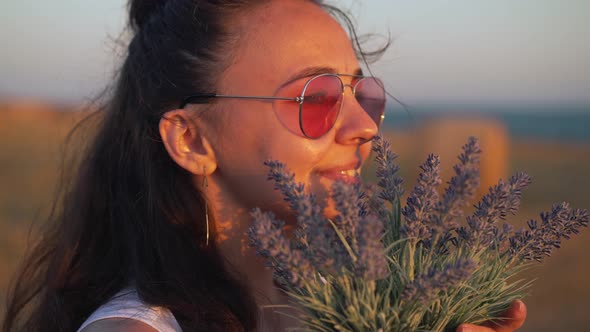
[318,168,360,184]
[339,169,358,177]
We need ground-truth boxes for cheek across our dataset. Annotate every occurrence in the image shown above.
[218,101,332,171]
[212,109,334,212]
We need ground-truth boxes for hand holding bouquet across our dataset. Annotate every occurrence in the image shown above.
[248,136,588,332]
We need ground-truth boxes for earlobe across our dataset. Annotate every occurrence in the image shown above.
[159,109,217,175]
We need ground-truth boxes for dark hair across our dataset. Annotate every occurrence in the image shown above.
[2,1,389,331]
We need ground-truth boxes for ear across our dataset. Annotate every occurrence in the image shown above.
[159,109,216,176]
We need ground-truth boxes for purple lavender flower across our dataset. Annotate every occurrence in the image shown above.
[504,172,532,215]
[434,137,481,229]
[248,208,315,286]
[355,215,389,280]
[306,220,348,272]
[264,160,324,250]
[372,135,404,202]
[509,202,589,262]
[490,222,514,251]
[460,172,532,248]
[563,207,590,237]
[264,161,354,272]
[332,181,362,252]
[401,259,476,305]
[360,182,389,221]
[249,136,589,331]
[475,172,531,222]
[461,180,511,247]
[265,160,305,210]
[401,154,442,240]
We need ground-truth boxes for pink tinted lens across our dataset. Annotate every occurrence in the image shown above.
[299,75,343,138]
[354,77,386,126]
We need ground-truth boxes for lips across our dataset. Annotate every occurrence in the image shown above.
[317,162,361,184]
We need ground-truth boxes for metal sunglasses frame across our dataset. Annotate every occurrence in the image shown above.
[179,73,385,138]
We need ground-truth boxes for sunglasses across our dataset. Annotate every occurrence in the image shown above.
[180,73,386,139]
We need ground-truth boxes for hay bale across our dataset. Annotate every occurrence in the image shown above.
[415,115,509,199]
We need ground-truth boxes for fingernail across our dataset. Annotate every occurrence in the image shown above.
[457,325,475,332]
[513,299,524,311]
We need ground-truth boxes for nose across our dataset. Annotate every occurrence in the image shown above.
[333,85,379,144]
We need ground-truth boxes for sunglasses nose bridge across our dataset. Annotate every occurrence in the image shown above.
[341,83,355,97]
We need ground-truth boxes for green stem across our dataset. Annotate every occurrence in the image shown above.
[407,239,417,281]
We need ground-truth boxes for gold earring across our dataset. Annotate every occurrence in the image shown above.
[202,166,209,246]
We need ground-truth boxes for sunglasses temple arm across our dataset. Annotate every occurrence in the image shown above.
[213,95,296,102]
[181,94,299,108]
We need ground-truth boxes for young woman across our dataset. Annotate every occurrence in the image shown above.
[3,1,526,331]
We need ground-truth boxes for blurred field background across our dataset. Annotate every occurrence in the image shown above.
[0,101,588,331]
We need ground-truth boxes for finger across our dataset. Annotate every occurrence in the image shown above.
[482,300,527,331]
[456,323,496,332]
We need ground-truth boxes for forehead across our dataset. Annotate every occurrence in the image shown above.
[220,0,360,91]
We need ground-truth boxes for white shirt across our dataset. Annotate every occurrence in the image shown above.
[77,288,182,332]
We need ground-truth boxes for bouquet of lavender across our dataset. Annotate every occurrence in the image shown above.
[247,136,588,332]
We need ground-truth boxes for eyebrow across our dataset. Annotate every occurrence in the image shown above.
[279,66,364,89]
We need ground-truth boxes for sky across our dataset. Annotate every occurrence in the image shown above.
[0,0,589,108]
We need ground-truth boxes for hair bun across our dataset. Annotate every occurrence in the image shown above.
[128,0,171,31]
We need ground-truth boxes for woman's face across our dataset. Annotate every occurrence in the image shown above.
[207,0,379,221]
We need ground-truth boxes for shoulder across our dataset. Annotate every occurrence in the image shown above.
[79,318,158,332]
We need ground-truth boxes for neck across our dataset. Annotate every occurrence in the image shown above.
[205,179,300,331]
